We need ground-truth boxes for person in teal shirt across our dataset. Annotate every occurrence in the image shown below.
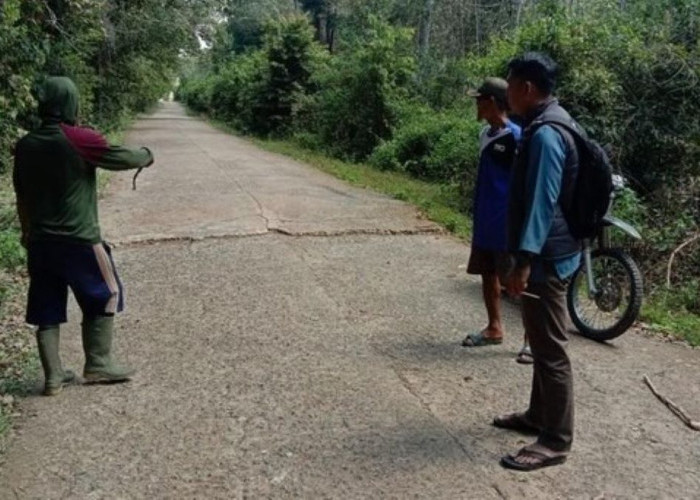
[514,125,581,281]
[494,53,582,472]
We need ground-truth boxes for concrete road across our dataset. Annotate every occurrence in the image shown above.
[1,103,698,499]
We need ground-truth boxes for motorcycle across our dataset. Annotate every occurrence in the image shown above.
[566,173,643,341]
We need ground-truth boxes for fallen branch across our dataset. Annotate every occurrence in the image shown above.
[643,375,700,431]
[666,232,700,288]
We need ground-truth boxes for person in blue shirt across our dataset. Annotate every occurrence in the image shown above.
[493,53,582,471]
[462,78,532,363]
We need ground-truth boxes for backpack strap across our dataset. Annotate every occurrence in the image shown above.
[521,115,583,216]
[527,117,587,145]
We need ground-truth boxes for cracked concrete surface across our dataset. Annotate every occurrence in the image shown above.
[1,103,699,499]
[99,104,439,245]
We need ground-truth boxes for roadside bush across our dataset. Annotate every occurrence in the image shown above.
[0,230,24,271]
[428,118,482,206]
[370,110,452,177]
[0,1,45,175]
[209,51,266,126]
[370,109,481,183]
[252,16,327,135]
[179,75,215,113]
[305,16,416,159]
[182,16,326,136]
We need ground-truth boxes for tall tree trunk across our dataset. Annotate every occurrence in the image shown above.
[513,0,527,26]
[474,0,481,52]
[316,10,336,52]
[303,0,335,51]
[317,11,328,44]
[418,0,435,60]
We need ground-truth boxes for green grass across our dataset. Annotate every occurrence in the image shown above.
[642,293,700,346]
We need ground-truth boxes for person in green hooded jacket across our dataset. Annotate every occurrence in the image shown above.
[13,76,154,396]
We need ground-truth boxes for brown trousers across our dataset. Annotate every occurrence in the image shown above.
[522,269,574,452]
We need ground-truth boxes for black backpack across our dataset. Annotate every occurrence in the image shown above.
[529,117,613,240]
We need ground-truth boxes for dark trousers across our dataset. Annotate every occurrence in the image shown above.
[26,241,124,326]
[522,269,574,452]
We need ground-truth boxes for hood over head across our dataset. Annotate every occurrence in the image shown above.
[37,76,79,125]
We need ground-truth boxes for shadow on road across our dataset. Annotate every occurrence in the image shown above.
[375,339,516,365]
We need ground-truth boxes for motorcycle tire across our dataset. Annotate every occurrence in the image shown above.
[567,248,643,342]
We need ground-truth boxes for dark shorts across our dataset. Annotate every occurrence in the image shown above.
[26,241,124,326]
[467,246,510,278]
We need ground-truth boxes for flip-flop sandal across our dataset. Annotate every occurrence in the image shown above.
[516,346,534,364]
[500,447,567,471]
[461,331,503,347]
[492,412,540,435]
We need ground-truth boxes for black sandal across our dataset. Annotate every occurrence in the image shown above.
[500,446,567,471]
[516,345,534,364]
[492,412,539,435]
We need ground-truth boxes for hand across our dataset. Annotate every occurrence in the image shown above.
[506,264,531,297]
[143,147,155,167]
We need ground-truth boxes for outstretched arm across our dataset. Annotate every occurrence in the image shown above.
[60,124,154,171]
[98,144,154,171]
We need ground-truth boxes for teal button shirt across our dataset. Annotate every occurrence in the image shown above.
[518,125,581,282]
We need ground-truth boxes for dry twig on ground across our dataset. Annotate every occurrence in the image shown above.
[643,375,700,431]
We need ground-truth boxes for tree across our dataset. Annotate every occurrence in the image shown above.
[418,0,435,59]
[301,0,337,50]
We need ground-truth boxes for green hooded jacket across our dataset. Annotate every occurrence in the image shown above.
[13,77,154,244]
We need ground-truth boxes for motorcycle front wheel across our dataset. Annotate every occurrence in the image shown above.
[567,248,643,341]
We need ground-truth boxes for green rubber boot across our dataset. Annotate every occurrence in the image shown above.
[36,326,76,396]
[82,316,135,383]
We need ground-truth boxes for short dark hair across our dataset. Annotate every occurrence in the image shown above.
[478,94,508,112]
[507,52,558,95]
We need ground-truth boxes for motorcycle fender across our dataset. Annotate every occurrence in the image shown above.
[603,215,642,240]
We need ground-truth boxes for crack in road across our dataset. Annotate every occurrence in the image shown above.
[392,366,476,461]
[182,127,274,232]
[375,347,476,463]
[108,226,444,249]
